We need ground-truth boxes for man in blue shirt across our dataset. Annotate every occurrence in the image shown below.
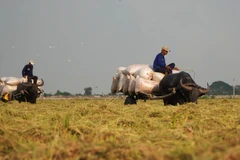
[22,60,38,84]
[153,46,178,75]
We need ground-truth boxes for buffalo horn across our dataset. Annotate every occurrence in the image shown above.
[180,79,193,91]
[199,83,210,94]
[38,79,44,86]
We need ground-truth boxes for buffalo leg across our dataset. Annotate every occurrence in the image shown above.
[169,95,178,106]
[169,99,178,106]
[124,96,137,105]
[163,98,169,106]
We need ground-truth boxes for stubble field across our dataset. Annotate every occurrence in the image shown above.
[0,97,240,160]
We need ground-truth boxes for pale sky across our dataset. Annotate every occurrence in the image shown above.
[0,0,239,94]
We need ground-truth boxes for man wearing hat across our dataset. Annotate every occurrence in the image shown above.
[22,60,38,84]
[153,46,178,75]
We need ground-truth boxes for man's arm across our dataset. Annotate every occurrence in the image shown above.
[22,65,27,77]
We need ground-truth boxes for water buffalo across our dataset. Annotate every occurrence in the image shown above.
[159,71,210,105]
[1,79,44,104]
[14,83,42,103]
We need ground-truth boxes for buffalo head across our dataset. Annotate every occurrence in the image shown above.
[179,79,210,103]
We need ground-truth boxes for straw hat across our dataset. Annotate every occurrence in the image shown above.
[162,46,170,52]
[29,60,34,65]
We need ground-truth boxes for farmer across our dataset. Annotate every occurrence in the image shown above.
[153,46,179,75]
[22,60,38,84]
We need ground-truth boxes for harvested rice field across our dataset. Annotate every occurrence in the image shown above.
[0,98,240,160]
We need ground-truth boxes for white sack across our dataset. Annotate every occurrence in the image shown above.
[0,85,17,96]
[111,76,119,94]
[122,64,150,75]
[1,77,44,86]
[152,72,165,82]
[0,77,27,86]
[128,75,136,96]
[116,67,126,78]
[151,70,180,82]
[149,64,153,69]
[0,77,11,83]
[172,70,180,74]
[6,77,25,86]
[122,75,130,95]
[0,85,4,95]
[134,67,153,80]
[117,73,127,92]
[135,76,161,95]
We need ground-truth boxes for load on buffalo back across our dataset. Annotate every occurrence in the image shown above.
[1,80,44,104]
[159,71,210,106]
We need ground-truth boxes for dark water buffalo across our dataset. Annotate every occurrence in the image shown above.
[159,71,210,105]
[11,80,44,104]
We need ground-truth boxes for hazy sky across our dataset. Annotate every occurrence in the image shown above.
[0,0,239,94]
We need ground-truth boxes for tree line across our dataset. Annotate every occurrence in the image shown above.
[44,87,93,97]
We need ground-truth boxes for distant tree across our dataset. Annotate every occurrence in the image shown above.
[54,90,62,96]
[54,90,72,96]
[208,81,232,95]
[62,91,72,96]
[235,85,240,95]
[43,93,53,97]
[84,87,92,96]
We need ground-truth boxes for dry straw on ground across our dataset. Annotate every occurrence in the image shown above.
[0,98,240,160]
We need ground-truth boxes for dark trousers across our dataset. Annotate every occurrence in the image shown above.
[28,76,38,84]
[156,63,175,75]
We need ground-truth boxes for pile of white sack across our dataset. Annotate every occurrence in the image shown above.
[0,77,43,96]
[111,64,180,96]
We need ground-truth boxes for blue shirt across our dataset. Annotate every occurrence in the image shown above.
[22,64,33,77]
[153,52,166,71]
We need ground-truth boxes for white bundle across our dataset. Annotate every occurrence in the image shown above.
[152,72,165,82]
[149,64,153,69]
[128,75,136,96]
[134,67,154,80]
[122,64,150,75]
[0,77,10,84]
[135,76,161,95]
[111,76,119,94]
[0,85,17,96]
[172,70,180,74]
[117,73,127,92]
[1,77,44,86]
[116,67,126,78]
[122,75,130,95]
[152,69,180,82]
[0,77,26,86]
[0,85,3,95]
